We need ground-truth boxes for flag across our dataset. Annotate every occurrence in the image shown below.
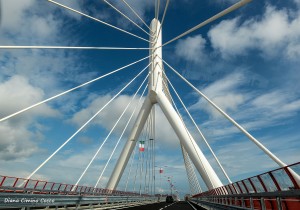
[139,141,145,152]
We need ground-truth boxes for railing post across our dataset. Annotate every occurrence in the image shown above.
[226,185,234,194]
[74,185,78,193]
[257,176,268,192]
[79,186,83,194]
[23,179,30,188]
[34,181,39,190]
[269,172,281,191]
[50,182,55,191]
[42,182,47,190]
[84,186,88,193]
[69,185,74,193]
[231,184,238,194]
[241,180,250,193]
[12,178,19,187]
[236,182,243,194]
[63,184,68,192]
[276,197,282,210]
[221,186,227,195]
[0,176,6,187]
[260,197,266,210]
[250,197,254,209]
[57,183,62,191]
[248,178,257,193]
[241,197,245,208]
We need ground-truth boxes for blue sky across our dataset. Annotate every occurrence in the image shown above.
[0,0,300,196]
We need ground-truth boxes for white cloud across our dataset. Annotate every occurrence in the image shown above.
[0,124,38,161]
[29,15,59,38]
[0,0,97,94]
[0,75,59,160]
[0,0,93,162]
[250,90,300,120]
[69,94,138,131]
[1,0,62,43]
[1,0,34,31]
[209,18,252,57]
[190,72,247,118]
[208,5,300,60]
[69,95,180,148]
[0,75,59,120]
[286,43,300,58]
[189,70,300,140]
[175,35,207,64]
[294,0,300,6]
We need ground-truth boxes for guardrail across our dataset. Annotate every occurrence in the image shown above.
[0,193,160,208]
[0,175,167,208]
[0,175,147,196]
[192,162,300,210]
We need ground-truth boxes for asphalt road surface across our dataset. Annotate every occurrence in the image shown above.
[124,201,206,210]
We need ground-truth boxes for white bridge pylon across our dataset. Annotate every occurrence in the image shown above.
[106,19,223,191]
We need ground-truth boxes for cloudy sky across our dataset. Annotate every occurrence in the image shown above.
[0,0,300,196]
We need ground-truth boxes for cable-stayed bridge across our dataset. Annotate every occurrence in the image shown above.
[0,0,299,209]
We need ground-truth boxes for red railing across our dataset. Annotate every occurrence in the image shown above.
[193,162,300,210]
[0,175,148,197]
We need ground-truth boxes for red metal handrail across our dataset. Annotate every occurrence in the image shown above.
[0,174,147,197]
[194,162,300,198]
[192,162,300,210]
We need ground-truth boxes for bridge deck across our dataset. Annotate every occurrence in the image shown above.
[121,201,205,210]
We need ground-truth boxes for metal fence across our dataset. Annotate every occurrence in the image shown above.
[192,162,300,210]
[0,175,148,196]
[0,175,165,208]
[0,193,161,208]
